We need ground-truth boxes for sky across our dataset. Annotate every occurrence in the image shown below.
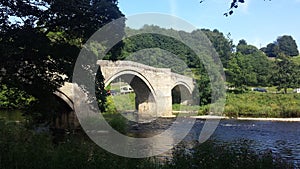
[118,0,300,49]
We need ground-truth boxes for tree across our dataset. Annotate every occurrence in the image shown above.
[0,0,124,121]
[262,43,280,57]
[272,54,300,93]
[227,48,273,87]
[249,50,274,86]
[237,39,247,46]
[226,53,257,88]
[201,29,234,68]
[236,40,260,55]
[122,26,203,70]
[277,35,299,57]
[120,25,226,106]
[262,35,299,57]
[226,54,244,88]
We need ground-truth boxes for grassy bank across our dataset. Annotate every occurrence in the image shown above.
[0,120,295,169]
[109,93,136,111]
[111,92,300,118]
[195,92,300,118]
[292,55,300,65]
[224,93,300,118]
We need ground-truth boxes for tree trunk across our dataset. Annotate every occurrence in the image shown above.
[284,88,287,94]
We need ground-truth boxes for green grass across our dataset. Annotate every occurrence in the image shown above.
[172,104,200,112]
[197,92,300,118]
[249,86,294,93]
[224,93,300,118]
[291,55,300,65]
[108,91,300,118]
[109,93,136,111]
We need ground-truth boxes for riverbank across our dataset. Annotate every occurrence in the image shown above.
[235,117,300,122]
[166,115,300,122]
[194,93,300,118]
[188,115,300,121]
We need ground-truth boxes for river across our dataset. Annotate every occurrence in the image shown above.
[1,110,300,165]
[128,118,300,165]
[197,119,300,164]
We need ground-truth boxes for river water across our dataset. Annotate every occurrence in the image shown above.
[198,119,300,164]
[1,110,299,165]
[128,118,300,165]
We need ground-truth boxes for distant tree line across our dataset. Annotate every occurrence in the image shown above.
[116,25,300,98]
[261,35,299,57]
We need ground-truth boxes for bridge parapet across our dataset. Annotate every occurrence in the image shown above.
[98,60,194,90]
[97,60,171,73]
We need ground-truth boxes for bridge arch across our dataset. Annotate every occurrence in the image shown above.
[104,70,156,98]
[172,81,193,94]
[54,90,74,110]
[103,70,157,119]
[171,81,193,105]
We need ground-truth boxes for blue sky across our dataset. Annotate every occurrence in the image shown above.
[118,0,300,49]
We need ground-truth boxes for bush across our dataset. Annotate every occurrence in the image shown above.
[0,85,36,109]
[102,96,128,134]
[198,105,210,115]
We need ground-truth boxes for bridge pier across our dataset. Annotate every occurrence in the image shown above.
[155,95,173,117]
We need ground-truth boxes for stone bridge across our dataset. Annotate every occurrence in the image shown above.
[55,60,195,122]
[98,60,195,118]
